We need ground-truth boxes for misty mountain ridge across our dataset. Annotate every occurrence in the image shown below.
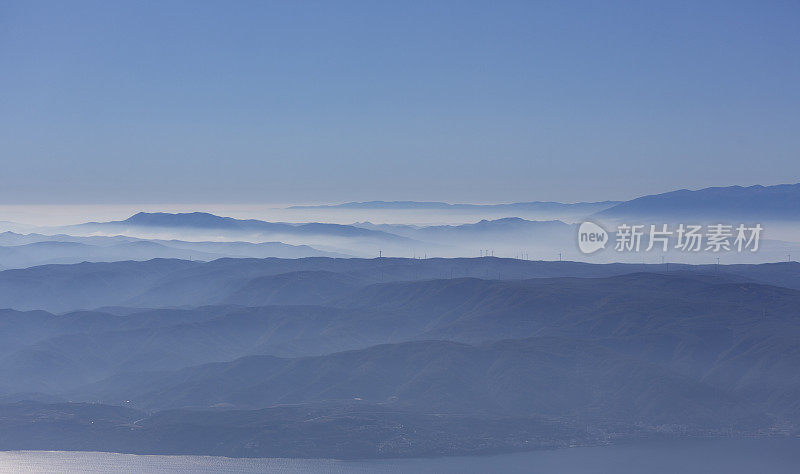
[290,200,620,211]
[38,212,423,258]
[104,212,411,241]
[4,182,797,263]
[289,183,800,224]
[3,256,800,312]
[597,183,800,221]
[0,232,346,270]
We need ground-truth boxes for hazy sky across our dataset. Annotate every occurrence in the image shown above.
[1,0,799,204]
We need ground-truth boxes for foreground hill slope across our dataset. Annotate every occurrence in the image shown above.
[0,258,799,457]
[79,337,765,430]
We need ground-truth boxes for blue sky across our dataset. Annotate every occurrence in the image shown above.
[1,0,798,204]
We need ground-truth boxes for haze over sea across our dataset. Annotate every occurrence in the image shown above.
[3,439,799,474]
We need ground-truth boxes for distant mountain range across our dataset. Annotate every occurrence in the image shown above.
[86,212,412,241]
[0,182,791,264]
[596,183,800,222]
[290,183,800,223]
[290,200,620,212]
[40,212,422,258]
[291,183,800,224]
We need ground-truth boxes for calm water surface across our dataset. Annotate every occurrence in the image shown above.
[1,438,798,473]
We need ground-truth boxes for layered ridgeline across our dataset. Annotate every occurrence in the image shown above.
[0,183,797,264]
[0,257,799,457]
[1,216,581,263]
[0,231,347,269]
[49,212,422,258]
[2,256,800,312]
[293,183,800,226]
